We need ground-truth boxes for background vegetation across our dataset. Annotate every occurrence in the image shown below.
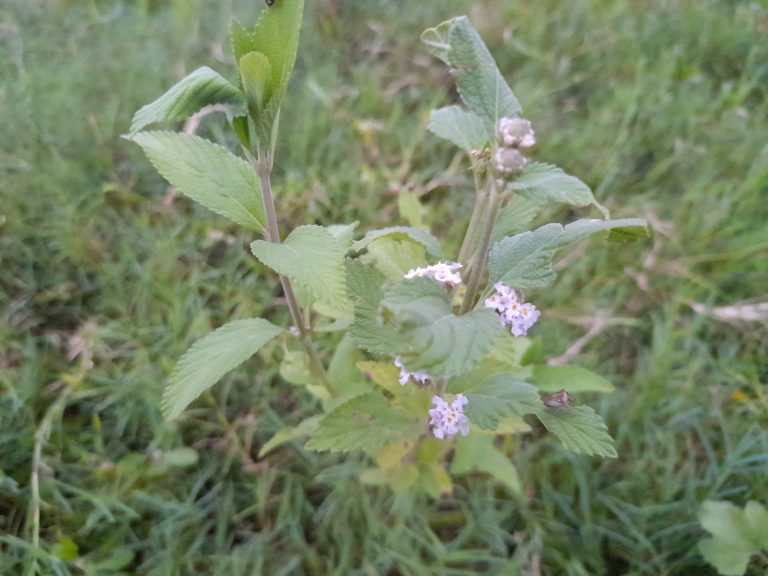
[1,0,766,574]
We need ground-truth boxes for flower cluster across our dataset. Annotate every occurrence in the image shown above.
[485,282,541,336]
[394,357,430,386]
[494,117,535,178]
[404,261,462,288]
[428,394,470,439]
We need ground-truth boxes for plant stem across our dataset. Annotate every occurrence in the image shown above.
[457,177,487,268]
[460,177,502,314]
[253,153,330,387]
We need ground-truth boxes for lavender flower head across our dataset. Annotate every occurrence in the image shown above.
[404,261,462,288]
[394,357,430,386]
[429,394,470,440]
[498,117,536,149]
[485,282,540,337]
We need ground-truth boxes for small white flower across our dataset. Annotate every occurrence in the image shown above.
[404,261,462,288]
[498,117,536,149]
[484,283,540,337]
[428,394,470,440]
[394,357,430,386]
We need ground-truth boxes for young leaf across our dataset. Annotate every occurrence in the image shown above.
[346,260,401,355]
[258,415,321,458]
[488,223,564,288]
[491,194,548,242]
[163,319,283,420]
[131,131,266,231]
[489,218,648,289]
[422,16,522,134]
[463,375,542,430]
[507,163,598,209]
[699,500,768,576]
[239,51,273,112]
[451,434,522,495]
[305,393,422,453]
[351,226,442,258]
[250,225,347,307]
[129,67,245,135]
[382,279,501,378]
[536,405,617,458]
[531,364,615,393]
[428,105,489,153]
[397,191,423,228]
[360,236,426,282]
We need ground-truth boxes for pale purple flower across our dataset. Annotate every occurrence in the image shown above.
[429,394,470,440]
[404,261,462,288]
[485,282,540,337]
[494,147,528,177]
[498,117,536,149]
[394,357,430,386]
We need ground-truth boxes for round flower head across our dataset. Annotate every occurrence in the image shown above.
[429,394,470,440]
[394,357,430,386]
[494,147,528,178]
[485,283,540,337]
[498,117,536,149]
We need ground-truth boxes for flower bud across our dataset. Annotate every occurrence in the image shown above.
[494,147,528,178]
[498,117,536,149]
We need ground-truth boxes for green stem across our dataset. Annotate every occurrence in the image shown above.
[460,177,503,314]
[253,153,330,387]
[457,179,488,268]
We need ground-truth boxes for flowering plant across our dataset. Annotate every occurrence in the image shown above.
[126,0,647,496]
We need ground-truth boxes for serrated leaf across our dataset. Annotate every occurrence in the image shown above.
[422,16,522,134]
[698,500,768,576]
[489,218,648,289]
[531,364,614,393]
[250,225,347,307]
[163,319,283,420]
[488,223,564,288]
[230,19,257,62]
[451,434,522,495]
[491,194,548,243]
[239,51,273,111]
[352,226,442,258]
[346,260,401,355]
[305,393,422,453]
[129,67,245,135]
[428,105,489,152]
[259,415,321,457]
[464,375,542,430]
[382,279,501,377]
[536,405,617,457]
[360,236,426,282]
[507,162,598,208]
[131,131,266,231]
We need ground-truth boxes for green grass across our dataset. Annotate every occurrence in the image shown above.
[1,0,767,574]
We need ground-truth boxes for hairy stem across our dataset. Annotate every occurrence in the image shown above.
[457,167,488,268]
[460,177,502,314]
[253,153,330,386]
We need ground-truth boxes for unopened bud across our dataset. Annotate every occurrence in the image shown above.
[542,390,575,408]
[494,147,528,177]
[498,117,536,149]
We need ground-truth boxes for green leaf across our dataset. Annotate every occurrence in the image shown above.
[488,223,564,288]
[250,225,347,307]
[131,131,266,231]
[507,162,599,209]
[352,226,442,258]
[463,375,542,430]
[163,319,283,420]
[360,236,426,282]
[398,190,423,228]
[491,194,548,243]
[239,51,273,111]
[489,218,648,289]
[536,406,617,458]
[451,434,522,495]
[382,279,501,378]
[698,500,768,576]
[259,415,321,457]
[422,16,522,134]
[346,260,401,355]
[327,333,371,399]
[129,67,245,135]
[305,393,422,453]
[552,217,649,248]
[428,105,489,152]
[531,364,614,393]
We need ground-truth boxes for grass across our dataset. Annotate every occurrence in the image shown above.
[1,0,767,574]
